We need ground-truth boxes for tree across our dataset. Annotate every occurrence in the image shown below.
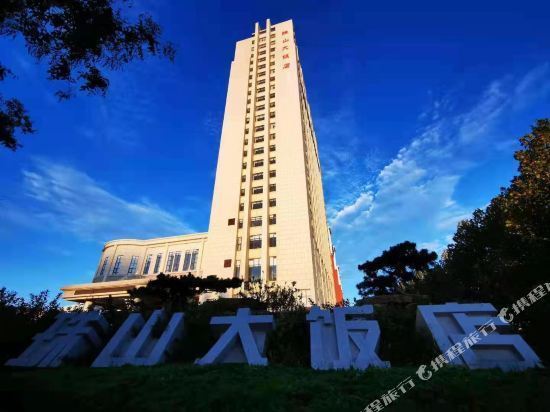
[128,273,243,312]
[0,287,61,363]
[1,0,175,150]
[357,241,437,296]
[417,119,550,361]
[500,119,549,241]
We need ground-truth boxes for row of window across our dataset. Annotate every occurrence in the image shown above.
[98,250,199,278]
[236,233,277,251]
[239,198,276,211]
[239,184,276,196]
[241,171,276,182]
[234,257,277,281]
[243,145,276,155]
[228,214,276,228]
[249,233,277,249]
[242,158,276,168]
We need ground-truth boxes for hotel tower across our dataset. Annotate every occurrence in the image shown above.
[62,19,344,306]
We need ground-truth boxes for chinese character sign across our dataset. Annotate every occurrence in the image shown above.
[307,305,390,370]
[92,310,185,367]
[196,308,274,366]
[6,312,109,368]
[416,303,542,371]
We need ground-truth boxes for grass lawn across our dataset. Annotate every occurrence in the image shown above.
[1,364,549,411]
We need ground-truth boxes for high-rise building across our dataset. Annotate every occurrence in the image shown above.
[61,19,344,306]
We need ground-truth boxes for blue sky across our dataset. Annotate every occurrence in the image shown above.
[1,0,549,302]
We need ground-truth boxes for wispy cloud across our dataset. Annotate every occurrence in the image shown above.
[3,158,193,242]
[326,64,550,296]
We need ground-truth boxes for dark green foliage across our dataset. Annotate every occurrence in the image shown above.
[0,96,33,150]
[357,241,437,296]
[266,309,310,367]
[128,273,243,313]
[1,364,550,411]
[239,280,306,312]
[416,119,550,363]
[373,303,439,366]
[0,0,175,149]
[0,287,61,363]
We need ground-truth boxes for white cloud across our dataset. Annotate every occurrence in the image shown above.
[327,64,550,298]
[10,158,193,242]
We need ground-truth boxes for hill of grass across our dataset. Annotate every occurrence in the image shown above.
[1,364,549,411]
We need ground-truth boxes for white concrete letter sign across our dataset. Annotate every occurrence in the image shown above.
[306,305,389,370]
[416,302,542,371]
[92,310,185,367]
[196,308,274,366]
[6,312,109,367]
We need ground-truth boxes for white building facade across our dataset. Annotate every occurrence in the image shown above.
[62,19,343,306]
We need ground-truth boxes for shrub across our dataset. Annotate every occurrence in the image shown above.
[0,288,61,363]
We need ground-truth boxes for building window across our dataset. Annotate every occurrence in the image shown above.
[238,219,243,228]
[269,170,276,178]
[269,198,277,207]
[228,218,236,226]
[239,203,244,211]
[255,125,265,132]
[112,255,123,275]
[258,79,265,85]
[224,259,232,268]
[190,250,199,270]
[269,233,277,247]
[258,71,265,77]
[241,175,246,182]
[252,201,263,209]
[166,252,175,272]
[99,256,110,277]
[270,133,275,140]
[269,183,276,192]
[255,136,264,143]
[236,237,242,251]
[249,259,261,281]
[269,257,277,280]
[254,147,264,155]
[257,87,265,93]
[254,159,264,167]
[249,235,262,249]
[270,111,275,118]
[256,115,265,122]
[242,162,247,169]
[269,157,276,164]
[252,186,263,194]
[243,150,248,156]
[235,260,241,278]
[173,252,181,272]
[269,214,277,224]
[153,253,162,273]
[256,105,265,111]
[182,251,191,271]
[240,188,245,196]
[253,172,263,181]
[251,216,262,227]
[244,138,249,145]
[143,255,152,275]
[270,144,276,152]
[270,101,275,107]
[127,256,139,275]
